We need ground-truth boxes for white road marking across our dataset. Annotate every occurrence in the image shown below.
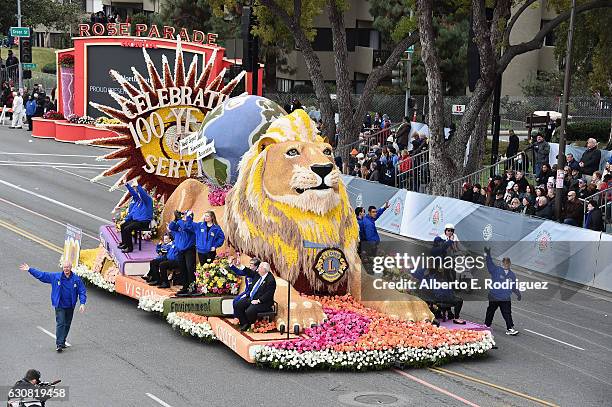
[0,196,99,241]
[0,179,109,224]
[53,166,124,191]
[145,393,174,407]
[524,328,585,351]
[0,152,100,158]
[0,160,108,167]
[37,326,71,347]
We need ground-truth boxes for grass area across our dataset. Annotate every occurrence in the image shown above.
[32,47,57,72]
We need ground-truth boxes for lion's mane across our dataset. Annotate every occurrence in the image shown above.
[223,110,360,294]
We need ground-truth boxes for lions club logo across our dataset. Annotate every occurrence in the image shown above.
[313,248,348,284]
[535,230,552,252]
[483,223,493,241]
[429,204,443,226]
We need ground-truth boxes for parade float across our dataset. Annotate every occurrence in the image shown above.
[73,40,493,370]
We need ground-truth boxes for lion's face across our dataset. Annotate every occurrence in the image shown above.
[262,140,341,214]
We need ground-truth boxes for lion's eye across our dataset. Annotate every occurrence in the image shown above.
[286,148,300,157]
[322,148,332,156]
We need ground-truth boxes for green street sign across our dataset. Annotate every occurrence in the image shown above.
[10,27,30,37]
[22,63,37,69]
[407,45,415,54]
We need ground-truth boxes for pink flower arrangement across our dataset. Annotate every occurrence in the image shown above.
[204,180,233,206]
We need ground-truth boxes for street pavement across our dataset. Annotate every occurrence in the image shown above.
[0,126,610,407]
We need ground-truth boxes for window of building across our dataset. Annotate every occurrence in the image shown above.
[312,28,333,51]
[541,20,556,46]
[276,78,293,93]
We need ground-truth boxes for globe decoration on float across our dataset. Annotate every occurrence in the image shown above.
[81,39,245,205]
[181,95,286,185]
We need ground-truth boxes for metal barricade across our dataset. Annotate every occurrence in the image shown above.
[582,186,612,233]
[394,149,430,193]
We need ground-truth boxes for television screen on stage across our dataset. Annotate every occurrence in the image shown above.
[86,45,206,117]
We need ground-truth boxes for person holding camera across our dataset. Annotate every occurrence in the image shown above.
[118,180,153,253]
[9,369,49,406]
[168,210,197,296]
[20,262,86,352]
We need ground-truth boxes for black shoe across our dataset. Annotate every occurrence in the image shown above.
[240,324,250,332]
[122,248,133,253]
[176,289,190,297]
[189,289,203,297]
[159,282,170,289]
[56,346,63,352]
[60,344,68,349]
[148,280,160,286]
[140,275,149,281]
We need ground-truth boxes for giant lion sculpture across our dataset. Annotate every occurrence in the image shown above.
[162,109,433,332]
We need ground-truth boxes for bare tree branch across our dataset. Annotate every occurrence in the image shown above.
[294,0,302,28]
[503,0,538,47]
[499,0,611,73]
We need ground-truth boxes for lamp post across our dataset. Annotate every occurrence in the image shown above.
[17,0,23,91]
[555,0,577,219]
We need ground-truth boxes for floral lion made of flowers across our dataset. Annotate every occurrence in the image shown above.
[156,109,493,369]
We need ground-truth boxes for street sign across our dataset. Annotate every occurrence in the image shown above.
[452,104,466,115]
[21,63,36,69]
[407,45,415,54]
[10,27,30,37]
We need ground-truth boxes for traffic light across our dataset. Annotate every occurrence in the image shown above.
[391,61,404,86]
[23,70,32,79]
[20,34,32,63]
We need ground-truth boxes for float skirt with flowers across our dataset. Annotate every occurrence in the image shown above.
[74,246,494,371]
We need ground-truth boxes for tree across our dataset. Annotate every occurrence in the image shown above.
[255,0,419,145]
[552,3,612,96]
[0,0,80,40]
[416,0,612,195]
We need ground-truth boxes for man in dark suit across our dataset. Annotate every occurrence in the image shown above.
[233,261,276,331]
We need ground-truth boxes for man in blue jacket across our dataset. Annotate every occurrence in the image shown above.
[146,233,180,288]
[118,180,153,253]
[484,247,521,335]
[20,262,87,352]
[361,202,389,243]
[168,210,197,296]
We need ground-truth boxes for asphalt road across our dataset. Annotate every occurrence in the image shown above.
[0,126,610,407]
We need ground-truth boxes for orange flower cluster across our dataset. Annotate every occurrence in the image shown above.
[252,319,276,333]
[308,294,486,352]
[175,312,209,324]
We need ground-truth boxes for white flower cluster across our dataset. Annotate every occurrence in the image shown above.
[137,294,168,313]
[255,332,495,371]
[166,312,217,341]
[72,265,115,292]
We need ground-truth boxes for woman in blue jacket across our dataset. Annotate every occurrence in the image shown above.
[190,211,225,265]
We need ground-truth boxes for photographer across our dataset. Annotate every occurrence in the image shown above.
[9,369,56,407]
[168,210,197,296]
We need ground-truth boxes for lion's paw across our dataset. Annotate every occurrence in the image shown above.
[273,278,327,334]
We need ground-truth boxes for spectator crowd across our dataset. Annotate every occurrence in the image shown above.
[460,135,612,231]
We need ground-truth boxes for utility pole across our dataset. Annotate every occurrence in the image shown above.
[404,51,412,118]
[555,0,576,220]
[17,0,23,91]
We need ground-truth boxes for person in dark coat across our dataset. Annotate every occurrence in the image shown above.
[562,191,583,226]
[460,182,473,202]
[506,129,519,158]
[232,261,276,331]
[471,184,486,205]
[521,197,536,216]
[579,138,602,178]
[535,196,553,219]
[396,117,411,151]
[584,200,604,231]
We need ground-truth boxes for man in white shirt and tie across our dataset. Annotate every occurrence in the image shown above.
[232,260,276,331]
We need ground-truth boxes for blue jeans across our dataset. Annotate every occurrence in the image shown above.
[55,307,74,347]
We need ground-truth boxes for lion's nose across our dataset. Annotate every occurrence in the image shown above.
[311,163,333,179]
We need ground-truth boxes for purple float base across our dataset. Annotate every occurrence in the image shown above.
[99,224,157,275]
